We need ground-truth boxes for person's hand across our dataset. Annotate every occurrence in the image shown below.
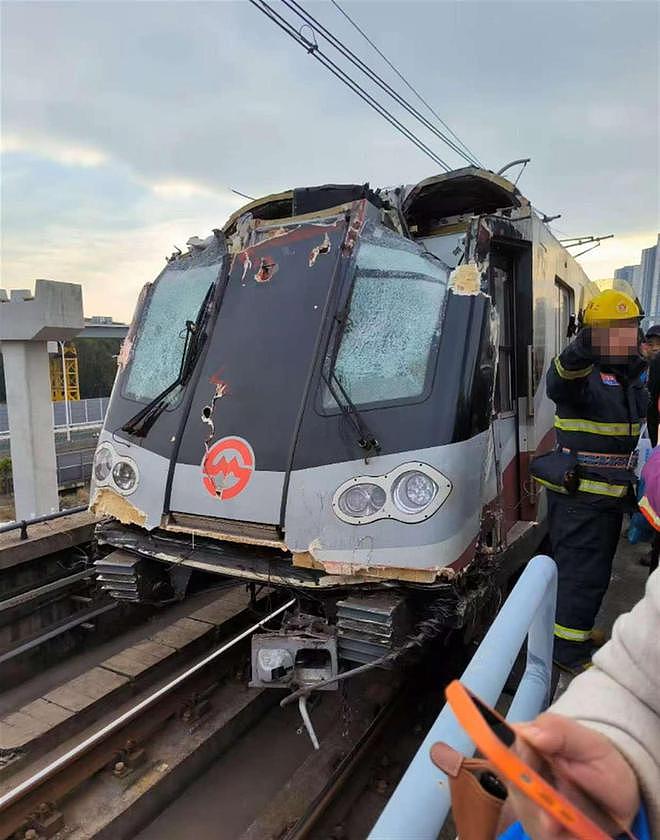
[506,713,640,840]
[573,327,596,360]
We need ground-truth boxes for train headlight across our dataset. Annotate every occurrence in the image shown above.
[93,446,113,483]
[112,460,138,493]
[333,463,451,525]
[392,471,438,514]
[338,484,386,519]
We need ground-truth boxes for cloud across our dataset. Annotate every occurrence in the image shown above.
[1,132,109,168]
[576,230,660,282]
[1,0,658,321]
[147,179,232,200]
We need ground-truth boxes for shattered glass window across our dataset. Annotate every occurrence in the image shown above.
[123,264,218,402]
[325,230,449,408]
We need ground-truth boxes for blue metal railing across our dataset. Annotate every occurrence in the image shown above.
[369,554,557,840]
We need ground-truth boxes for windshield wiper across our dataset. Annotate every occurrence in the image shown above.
[322,370,380,457]
[322,308,380,457]
[122,285,214,438]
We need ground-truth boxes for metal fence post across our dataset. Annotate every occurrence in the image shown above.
[369,555,557,840]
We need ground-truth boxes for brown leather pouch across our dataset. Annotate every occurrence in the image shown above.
[431,742,507,840]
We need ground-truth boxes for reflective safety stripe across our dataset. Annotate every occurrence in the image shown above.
[639,495,660,530]
[554,357,594,380]
[534,477,628,498]
[554,415,641,437]
[554,623,592,642]
[578,479,628,498]
[533,477,569,494]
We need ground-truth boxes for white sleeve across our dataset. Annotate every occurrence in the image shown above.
[551,569,660,835]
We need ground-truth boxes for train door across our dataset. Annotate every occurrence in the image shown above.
[490,251,521,534]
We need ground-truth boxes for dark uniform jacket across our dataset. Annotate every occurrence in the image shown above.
[647,353,660,447]
[545,328,648,501]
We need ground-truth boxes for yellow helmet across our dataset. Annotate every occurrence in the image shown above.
[583,289,641,326]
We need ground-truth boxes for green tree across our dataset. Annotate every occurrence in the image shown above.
[75,338,122,398]
[0,338,121,403]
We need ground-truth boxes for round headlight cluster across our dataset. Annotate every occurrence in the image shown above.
[392,471,437,514]
[332,463,451,525]
[93,446,113,482]
[112,461,138,493]
[338,483,386,519]
[92,444,139,495]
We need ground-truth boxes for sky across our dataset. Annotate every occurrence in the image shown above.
[1,0,658,321]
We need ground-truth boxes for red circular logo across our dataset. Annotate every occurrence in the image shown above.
[202,436,255,500]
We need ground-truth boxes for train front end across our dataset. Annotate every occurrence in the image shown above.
[90,181,500,645]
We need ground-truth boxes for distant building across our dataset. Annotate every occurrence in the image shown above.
[614,264,641,297]
[80,316,129,340]
[615,234,660,331]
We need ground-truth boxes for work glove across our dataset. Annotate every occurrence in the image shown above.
[571,326,597,362]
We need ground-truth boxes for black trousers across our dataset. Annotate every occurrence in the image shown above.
[547,492,623,665]
[651,532,660,575]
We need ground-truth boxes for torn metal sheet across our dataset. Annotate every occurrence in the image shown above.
[201,378,230,449]
[254,256,278,283]
[308,232,331,267]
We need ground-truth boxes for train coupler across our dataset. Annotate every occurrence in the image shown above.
[249,613,338,691]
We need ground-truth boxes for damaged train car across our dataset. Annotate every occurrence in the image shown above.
[91,167,596,682]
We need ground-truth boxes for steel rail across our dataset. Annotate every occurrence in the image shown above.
[0,569,93,614]
[0,603,117,666]
[0,597,296,816]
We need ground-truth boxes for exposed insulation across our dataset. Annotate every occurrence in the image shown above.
[448,264,481,295]
[162,520,287,550]
[90,487,147,528]
[293,550,450,583]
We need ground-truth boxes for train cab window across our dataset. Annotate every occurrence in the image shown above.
[123,264,217,403]
[555,279,574,353]
[324,232,450,409]
[491,265,514,413]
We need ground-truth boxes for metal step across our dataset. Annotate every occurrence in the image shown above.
[94,550,142,602]
[336,593,409,666]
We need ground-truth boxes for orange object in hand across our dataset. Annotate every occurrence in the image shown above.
[444,681,636,840]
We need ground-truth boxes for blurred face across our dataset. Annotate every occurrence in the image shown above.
[642,336,660,359]
[591,322,639,362]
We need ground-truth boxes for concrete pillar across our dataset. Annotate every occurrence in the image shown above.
[2,342,59,517]
[0,281,83,520]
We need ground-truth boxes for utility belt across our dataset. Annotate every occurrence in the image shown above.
[560,447,638,471]
[530,447,635,497]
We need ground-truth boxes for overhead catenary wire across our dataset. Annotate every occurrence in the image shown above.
[231,188,256,200]
[329,0,483,168]
[247,0,452,170]
[280,0,480,168]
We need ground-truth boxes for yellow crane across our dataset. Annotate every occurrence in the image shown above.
[49,341,81,402]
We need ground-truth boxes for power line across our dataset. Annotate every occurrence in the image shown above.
[281,0,479,168]
[248,0,452,170]
[230,188,256,200]
[329,0,483,167]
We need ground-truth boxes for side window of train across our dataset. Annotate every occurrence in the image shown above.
[491,264,515,414]
[554,279,574,353]
[324,232,450,410]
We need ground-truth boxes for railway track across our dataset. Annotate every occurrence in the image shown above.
[0,512,464,840]
[0,580,428,840]
[0,567,114,663]
[0,594,294,838]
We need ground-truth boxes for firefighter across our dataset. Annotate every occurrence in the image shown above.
[535,289,648,672]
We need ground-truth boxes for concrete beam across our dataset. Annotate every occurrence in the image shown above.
[0,280,83,342]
